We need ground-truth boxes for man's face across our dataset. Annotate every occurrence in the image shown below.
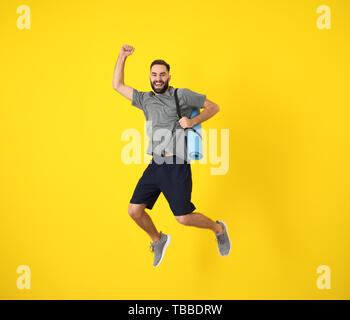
[149,65,171,94]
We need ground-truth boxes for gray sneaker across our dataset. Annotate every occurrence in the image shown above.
[215,220,231,256]
[149,232,171,267]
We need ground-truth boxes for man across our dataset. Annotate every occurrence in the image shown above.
[113,44,231,267]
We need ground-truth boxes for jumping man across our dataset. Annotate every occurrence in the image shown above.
[113,44,231,267]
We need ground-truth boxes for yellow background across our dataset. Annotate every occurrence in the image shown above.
[1,0,349,299]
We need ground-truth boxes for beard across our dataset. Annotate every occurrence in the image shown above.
[150,79,170,94]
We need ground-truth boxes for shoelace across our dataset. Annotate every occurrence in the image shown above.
[216,233,226,245]
[149,232,163,253]
[149,241,163,253]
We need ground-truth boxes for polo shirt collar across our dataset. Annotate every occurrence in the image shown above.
[167,86,175,96]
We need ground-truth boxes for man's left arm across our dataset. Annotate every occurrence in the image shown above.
[179,98,220,128]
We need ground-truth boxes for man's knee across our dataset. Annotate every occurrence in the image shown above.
[175,213,192,225]
[128,203,147,219]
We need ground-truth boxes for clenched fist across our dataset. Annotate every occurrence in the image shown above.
[179,117,194,129]
[119,44,135,58]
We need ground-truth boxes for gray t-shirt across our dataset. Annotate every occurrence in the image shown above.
[131,86,206,161]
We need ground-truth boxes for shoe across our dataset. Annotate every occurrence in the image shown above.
[149,231,171,267]
[215,220,231,256]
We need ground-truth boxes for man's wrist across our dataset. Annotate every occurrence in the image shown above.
[191,117,199,127]
[118,54,127,61]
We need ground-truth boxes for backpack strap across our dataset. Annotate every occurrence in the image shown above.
[174,88,202,139]
[174,88,182,119]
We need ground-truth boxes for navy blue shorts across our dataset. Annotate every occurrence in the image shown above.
[130,154,196,216]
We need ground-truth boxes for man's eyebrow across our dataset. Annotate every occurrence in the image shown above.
[151,72,166,75]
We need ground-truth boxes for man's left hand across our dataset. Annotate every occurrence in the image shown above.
[178,117,194,129]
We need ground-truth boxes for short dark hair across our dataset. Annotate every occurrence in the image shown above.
[150,59,170,73]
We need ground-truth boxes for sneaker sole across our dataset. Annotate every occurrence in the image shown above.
[218,220,231,256]
[154,234,171,267]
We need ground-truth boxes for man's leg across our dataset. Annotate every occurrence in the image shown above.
[175,211,224,234]
[128,203,161,243]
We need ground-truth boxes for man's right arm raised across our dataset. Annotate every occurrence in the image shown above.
[113,44,135,101]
